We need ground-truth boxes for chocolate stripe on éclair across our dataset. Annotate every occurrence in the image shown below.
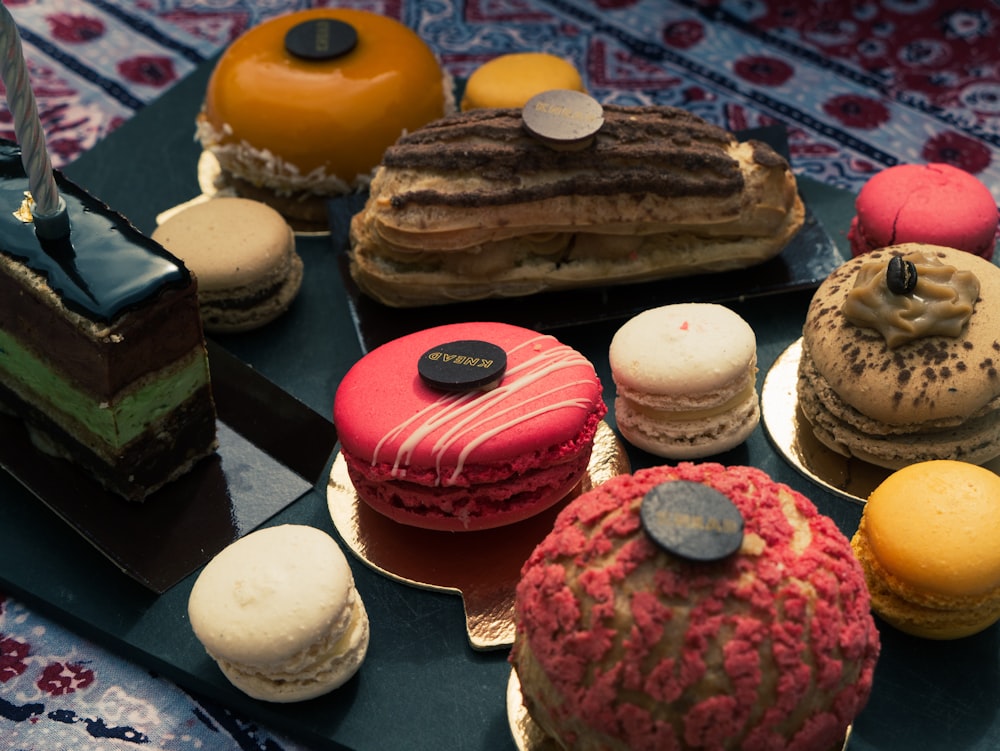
[383,106,749,208]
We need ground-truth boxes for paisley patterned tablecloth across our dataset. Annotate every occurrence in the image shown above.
[0,1,998,749]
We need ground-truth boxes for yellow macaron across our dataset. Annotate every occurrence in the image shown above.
[851,460,1000,639]
[460,52,585,110]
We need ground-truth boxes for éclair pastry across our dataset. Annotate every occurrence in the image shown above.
[798,243,1000,469]
[512,462,880,750]
[333,322,606,531]
[348,104,805,306]
[197,8,453,230]
[852,460,1000,639]
[609,303,759,458]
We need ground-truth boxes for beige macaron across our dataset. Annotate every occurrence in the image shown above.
[187,524,369,703]
[152,197,303,333]
[609,303,760,458]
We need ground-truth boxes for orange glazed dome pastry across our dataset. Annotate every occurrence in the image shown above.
[197,8,453,230]
[511,462,880,751]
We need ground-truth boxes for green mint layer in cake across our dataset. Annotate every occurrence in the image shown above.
[0,139,217,500]
[0,328,209,453]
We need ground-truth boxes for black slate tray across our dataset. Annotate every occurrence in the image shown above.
[4,53,995,751]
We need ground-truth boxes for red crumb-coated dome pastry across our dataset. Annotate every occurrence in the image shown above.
[197,8,451,228]
[512,462,880,751]
[848,163,999,260]
[333,322,607,531]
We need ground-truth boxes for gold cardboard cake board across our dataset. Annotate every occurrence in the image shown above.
[327,421,629,650]
[506,669,560,751]
[761,338,1000,503]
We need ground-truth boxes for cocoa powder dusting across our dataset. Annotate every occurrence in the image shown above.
[382,105,758,208]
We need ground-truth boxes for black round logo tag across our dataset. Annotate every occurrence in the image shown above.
[285,19,358,61]
[418,340,507,392]
[640,481,745,562]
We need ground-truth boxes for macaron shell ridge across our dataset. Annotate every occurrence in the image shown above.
[614,384,759,459]
[342,441,594,531]
[201,249,303,334]
[216,594,370,702]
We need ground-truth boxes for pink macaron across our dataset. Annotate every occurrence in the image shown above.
[848,163,998,260]
[333,322,607,531]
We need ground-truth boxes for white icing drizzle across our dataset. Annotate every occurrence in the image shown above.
[371,335,597,486]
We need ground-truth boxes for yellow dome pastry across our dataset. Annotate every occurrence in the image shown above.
[197,8,452,230]
[852,460,1000,639]
[460,52,585,110]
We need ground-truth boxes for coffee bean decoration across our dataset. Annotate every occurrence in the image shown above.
[886,255,918,295]
[640,481,745,562]
[418,340,507,392]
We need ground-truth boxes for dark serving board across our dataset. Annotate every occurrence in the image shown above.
[1,54,994,751]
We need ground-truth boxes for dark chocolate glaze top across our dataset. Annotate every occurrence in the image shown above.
[0,141,190,323]
[381,105,758,209]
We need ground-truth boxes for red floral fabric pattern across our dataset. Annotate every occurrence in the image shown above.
[0,0,992,199]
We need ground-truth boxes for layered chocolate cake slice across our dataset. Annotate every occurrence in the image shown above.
[0,140,217,501]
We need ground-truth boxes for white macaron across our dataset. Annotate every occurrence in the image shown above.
[609,303,760,459]
[188,524,369,702]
